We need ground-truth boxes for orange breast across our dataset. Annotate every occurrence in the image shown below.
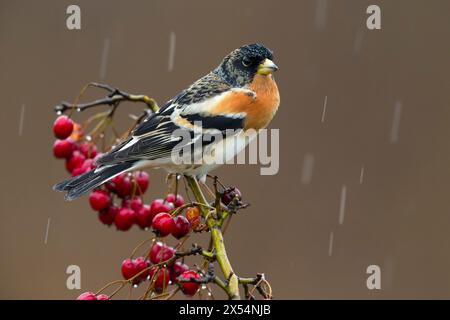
[211,74,280,130]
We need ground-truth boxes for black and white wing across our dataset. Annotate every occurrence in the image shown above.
[95,73,250,167]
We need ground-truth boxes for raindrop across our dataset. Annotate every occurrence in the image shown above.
[315,0,328,30]
[301,153,314,184]
[56,110,62,116]
[338,185,347,225]
[359,166,365,184]
[132,284,138,288]
[390,100,402,143]
[321,95,328,123]
[168,31,176,72]
[201,284,207,290]
[328,231,334,257]
[18,104,25,136]
[76,107,81,112]
[100,38,110,80]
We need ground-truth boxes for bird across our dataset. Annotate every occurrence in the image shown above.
[54,43,280,200]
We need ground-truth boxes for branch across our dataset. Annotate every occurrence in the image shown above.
[185,176,241,300]
[54,82,160,115]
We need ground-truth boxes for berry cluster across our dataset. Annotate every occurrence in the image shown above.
[91,192,191,233]
[120,242,201,296]
[53,114,204,298]
[52,115,100,176]
[52,115,196,235]
[90,172,151,231]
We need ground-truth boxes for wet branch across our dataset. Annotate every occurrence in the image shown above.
[54,82,160,115]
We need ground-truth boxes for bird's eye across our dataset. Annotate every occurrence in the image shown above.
[242,58,251,67]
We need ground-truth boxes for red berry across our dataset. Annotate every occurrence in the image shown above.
[149,242,175,264]
[98,205,119,226]
[152,212,175,237]
[114,207,135,231]
[83,159,96,170]
[135,204,152,229]
[53,115,74,139]
[77,292,97,300]
[113,174,132,198]
[149,267,170,292]
[53,139,75,159]
[165,194,175,203]
[131,198,143,211]
[65,151,86,173]
[88,190,111,211]
[171,215,191,239]
[71,166,86,177]
[79,142,98,159]
[92,152,103,163]
[71,159,95,177]
[166,202,175,210]
[133,171,150,195]
[122,197,143,212]
[170,261,189,282]
[134,256,150,281]
[107,174,122,191]
[96,294,110,300]
[221,187,242,205]
[105,180,116,193]
[165,194,185,208]
[150,199,172,218]
[121,258,138,281]
[179,270,201,296]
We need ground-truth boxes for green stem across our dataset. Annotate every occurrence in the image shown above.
[186,176,240,300]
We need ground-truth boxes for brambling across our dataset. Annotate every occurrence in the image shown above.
[55,43,280,200]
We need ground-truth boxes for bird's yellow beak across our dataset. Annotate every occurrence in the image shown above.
[257,58,279,75]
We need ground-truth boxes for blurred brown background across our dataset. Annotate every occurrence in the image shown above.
[1,0,450,299]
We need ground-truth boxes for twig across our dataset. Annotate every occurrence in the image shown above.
[55,83,159,115]
[186,176,240,300]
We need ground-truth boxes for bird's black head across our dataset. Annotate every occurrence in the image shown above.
[215,43,278,87]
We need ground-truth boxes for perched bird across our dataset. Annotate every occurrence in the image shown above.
[54,43,280,200]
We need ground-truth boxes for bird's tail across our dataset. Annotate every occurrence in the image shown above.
[53,161,137,200]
